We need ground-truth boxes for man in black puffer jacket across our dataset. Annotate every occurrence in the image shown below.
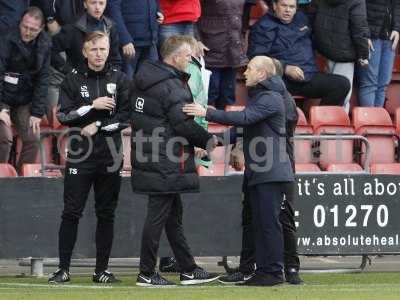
[314,0,369,113]
[49,31,130,285]
[355,0,400,107]
[130,36,219,287]
[51,0,121,75]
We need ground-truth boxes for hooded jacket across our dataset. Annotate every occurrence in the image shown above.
[365,0,400,39]
[313,0,369,62]
[206,76,294,186]
[130,60,213,195]
[248,11,318,81]
[38,0,85,26]
[0,27,51,117]
[51,13,121,75]
[57,63,130,171]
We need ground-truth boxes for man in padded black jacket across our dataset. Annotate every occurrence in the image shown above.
[49,31,129,284]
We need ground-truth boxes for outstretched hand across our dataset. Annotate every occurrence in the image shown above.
[182,103,207,117]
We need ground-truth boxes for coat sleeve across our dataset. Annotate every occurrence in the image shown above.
[349,0,369,60]
[206,93,279,126]
[0,38,9,111]
[56,75,96,127]
[30,40,51,118]
[105,0,134,46]
[247,18,276,59]
[109,25,123,69]
[51,25,73,74]
[165,92,213,150]
[99,73,131,133]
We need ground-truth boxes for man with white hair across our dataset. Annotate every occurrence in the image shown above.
[183,56,294,286]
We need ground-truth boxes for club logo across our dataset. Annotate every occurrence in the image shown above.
[135,97,145,113]
[80,85,89,98]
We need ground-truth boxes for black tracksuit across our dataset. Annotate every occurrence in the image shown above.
[130,60,213,275]
[238,76,300,276]
[56,63,130,273]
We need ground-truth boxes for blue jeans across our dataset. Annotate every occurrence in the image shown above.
[208,68,236,110]
[356,39,395,107]
[123,44,158,79]
[158,22,194,47]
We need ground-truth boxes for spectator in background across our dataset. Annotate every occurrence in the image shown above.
[197,0,248,110]
[158,0,201,45]
[313,0,370,113]
[248,0,350,107]
[0,0,29,32]
[0,7,50,173]
[51,0,121,76]
[106,0,163,78]
[356,0,400,107]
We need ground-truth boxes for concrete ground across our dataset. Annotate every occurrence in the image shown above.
[0,255,399,278]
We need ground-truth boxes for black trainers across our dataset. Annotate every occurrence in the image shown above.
[48,269,70,284]
[238,273,284,287]
[285,268,303,285]
[159,257,181,273]
[180,267,220,285]
[136,272,175,287]
[93,270,121,283]
[218,271,255,284]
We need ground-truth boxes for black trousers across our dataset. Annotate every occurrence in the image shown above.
[239,182,300,275]
[58,165,121,273]
[139,193,197,275]
[285,72,350,106]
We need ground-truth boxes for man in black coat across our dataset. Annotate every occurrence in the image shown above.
[51,0,121,75]
[183,56,294,286]
[48,31,130,284]
[0,0,29,32]
[0,7,50,173]
[130,35,219,287]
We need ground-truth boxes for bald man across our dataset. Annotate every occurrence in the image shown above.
[183,56,294,286]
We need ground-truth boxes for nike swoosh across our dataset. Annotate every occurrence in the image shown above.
[182,274,195,279]
[139,275,152,284]
[244,274,254,281]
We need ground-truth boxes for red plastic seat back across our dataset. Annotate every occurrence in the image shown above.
[0,163,18,177]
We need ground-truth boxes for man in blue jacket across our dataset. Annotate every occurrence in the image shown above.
[183,56,294,286]
[248,0,350,106]
[106,0,163,78]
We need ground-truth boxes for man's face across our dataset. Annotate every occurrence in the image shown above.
[173,43,192,72]
[83,37,110,70]
[244,60,264,87]
[84,0,106,19]
[19,14,43,43]
[273,0,297,24]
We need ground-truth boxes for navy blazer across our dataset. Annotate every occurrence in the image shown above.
[206,77,294,186]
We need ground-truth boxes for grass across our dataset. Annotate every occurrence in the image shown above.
[0,273,400,300]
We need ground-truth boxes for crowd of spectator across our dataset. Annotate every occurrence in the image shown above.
[0,0,399,172]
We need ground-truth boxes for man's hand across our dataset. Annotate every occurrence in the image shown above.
[122,43,135,58]
[195,147,207,159]
[182,103,207,117]
[92,97,115,111]
[0,109,11,127]
[156,12,164,24]
[81,122,98,137]
[30,116,42,135]
[391,31,400,51]
[47,20,61,35]
[285,65,305,81]
[197,41,209,57]
[229,142,244,171]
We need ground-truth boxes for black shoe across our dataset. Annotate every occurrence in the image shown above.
[238,273,284,287]
[180,267,220,285]
[93,270,121,283]
[136,272,175,287]
[48,269,70,284]
[218,271,255,284]
[285,269,303,285]
[159,257,180,273]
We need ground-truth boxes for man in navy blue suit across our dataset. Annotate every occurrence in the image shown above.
[183,56,294,286]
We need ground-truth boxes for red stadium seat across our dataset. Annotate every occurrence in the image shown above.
[225,105,245,112]
[197,164,225,176]
[21,164,62,177]
[310,106,358,171]
[294,107,314,164]
[207,122,229,133]
[395,107,400,135]
[371,164,400,174]
[0,164,18,177]
[326,164,363,173]
[352,107,397,166]
[121,128,132,176]
[295,163,321,173]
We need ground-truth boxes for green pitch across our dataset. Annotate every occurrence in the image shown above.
[0,272,400,300]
